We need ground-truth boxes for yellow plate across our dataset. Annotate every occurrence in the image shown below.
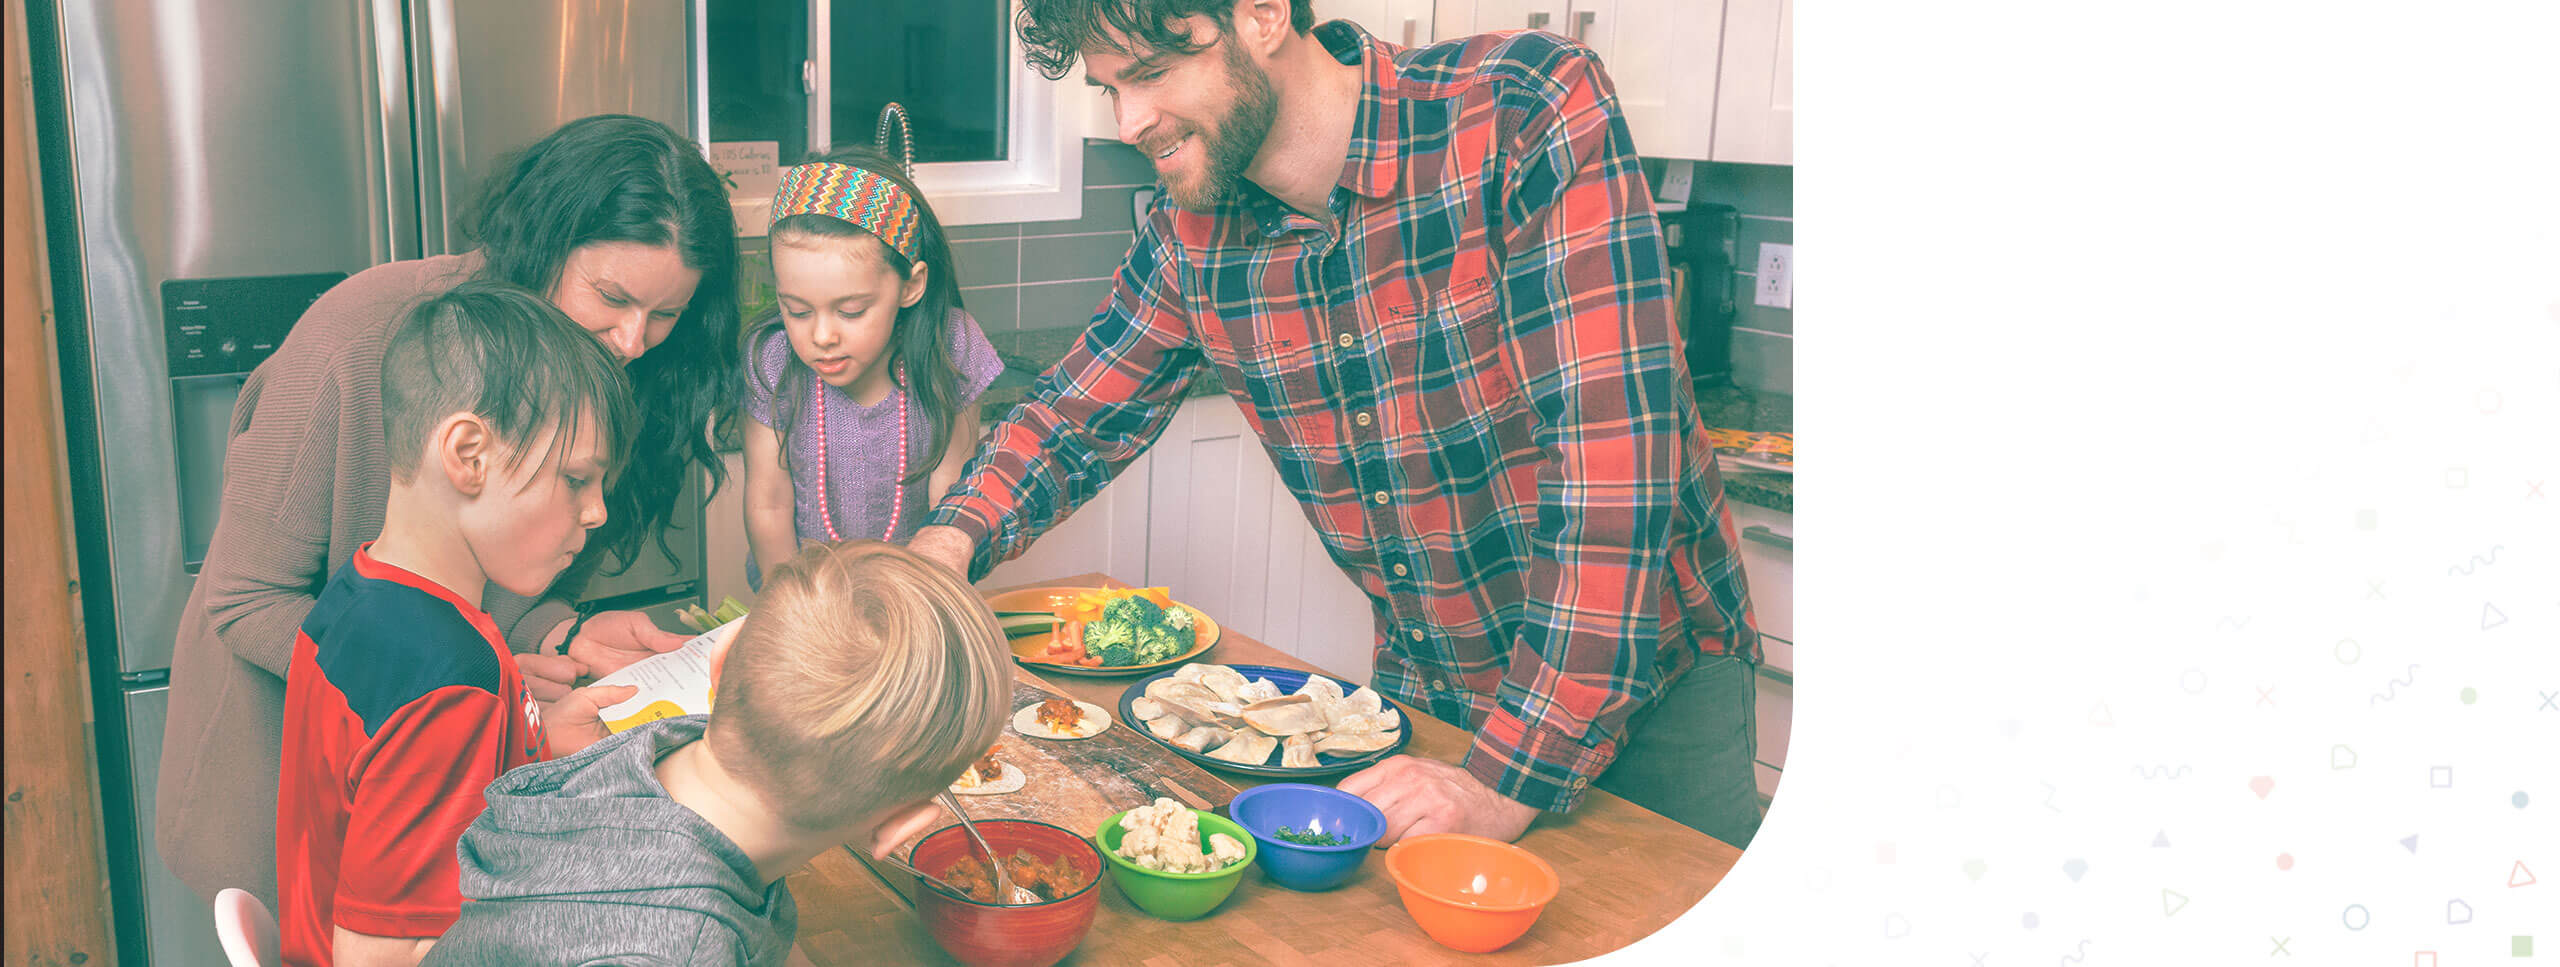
[989,586,1220,677]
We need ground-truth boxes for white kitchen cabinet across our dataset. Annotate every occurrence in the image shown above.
[979,446,1157,592]
[1137,395,1377,681]
[1730,495,1792,807]
[1314,0,1436,47]
[1438,0,1725,161]
[1710,0,1792,164]
[1752,666,1790,806]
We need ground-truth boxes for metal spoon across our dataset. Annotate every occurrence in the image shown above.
[853,844,975,901]
[935,791,1041,905]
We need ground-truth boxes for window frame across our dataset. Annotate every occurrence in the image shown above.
[722,0,1087,232]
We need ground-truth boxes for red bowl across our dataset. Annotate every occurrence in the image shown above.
[908,820,1104,967]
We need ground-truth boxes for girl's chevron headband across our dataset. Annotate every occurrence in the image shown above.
[769,162,921,261]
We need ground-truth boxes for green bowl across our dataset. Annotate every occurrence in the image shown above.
[1093,807,1257,921]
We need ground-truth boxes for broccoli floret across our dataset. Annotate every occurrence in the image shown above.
[1162,607,1194,632]
[1102,595,1165,628]
[1083,618,1139,665]
[1134,624,1185,665]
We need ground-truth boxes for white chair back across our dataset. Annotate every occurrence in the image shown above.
[212,888,280,967]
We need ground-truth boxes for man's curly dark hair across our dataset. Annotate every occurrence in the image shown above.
[1016,0,1315,80]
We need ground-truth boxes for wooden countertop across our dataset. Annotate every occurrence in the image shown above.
[785,573,1743,966]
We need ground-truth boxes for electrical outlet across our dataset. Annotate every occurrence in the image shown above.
[1754,242,1792,309]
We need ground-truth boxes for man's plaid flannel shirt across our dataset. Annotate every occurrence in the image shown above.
[930,20,1757,813]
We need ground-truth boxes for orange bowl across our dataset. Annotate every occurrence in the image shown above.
[1381,834,1560,953]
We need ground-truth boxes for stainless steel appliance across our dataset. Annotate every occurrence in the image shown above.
[25,2,705,961]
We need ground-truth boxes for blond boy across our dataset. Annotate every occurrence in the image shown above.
[420,540,1014,967]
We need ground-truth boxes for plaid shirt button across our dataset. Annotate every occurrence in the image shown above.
[1355,412,1373,427]
[1336,332,1355,348]
[1371,490,1389,505]
[1392,563,1408,576]
[1408,628,1425,641]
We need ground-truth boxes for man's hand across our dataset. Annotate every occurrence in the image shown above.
[1335,755,1541,847]
[541,682,639,756]
[565,609,688,678]
[905,524,976,578]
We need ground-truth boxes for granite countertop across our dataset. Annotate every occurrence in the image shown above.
[1695,380,1792,514]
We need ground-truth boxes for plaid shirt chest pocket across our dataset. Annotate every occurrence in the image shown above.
[1381,272,1523,452]
[1190,305,1339,454]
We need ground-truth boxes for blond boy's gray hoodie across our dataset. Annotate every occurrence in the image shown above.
[421,716,796,967]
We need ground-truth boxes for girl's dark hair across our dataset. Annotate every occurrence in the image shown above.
[1017,0,1314,80]
[464,114,739,576]
[752,143,965,487]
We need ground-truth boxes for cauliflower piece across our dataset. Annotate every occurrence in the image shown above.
[1206,832,1247,868]
[1114,797,1244,874]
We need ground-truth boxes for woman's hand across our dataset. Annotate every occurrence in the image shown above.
[565,609,689,678]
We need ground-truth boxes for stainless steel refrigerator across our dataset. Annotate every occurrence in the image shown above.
[26,1,704,961]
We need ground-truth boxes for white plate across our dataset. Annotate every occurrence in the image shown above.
[1012,699,1111,740]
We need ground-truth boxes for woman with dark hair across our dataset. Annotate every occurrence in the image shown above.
[155,114,740,907]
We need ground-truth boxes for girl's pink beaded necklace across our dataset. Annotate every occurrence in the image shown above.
[810,371,906,542]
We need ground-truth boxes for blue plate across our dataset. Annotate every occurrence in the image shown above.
[1117,664,1412,778]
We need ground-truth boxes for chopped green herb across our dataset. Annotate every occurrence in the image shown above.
[1274,825,1350,847]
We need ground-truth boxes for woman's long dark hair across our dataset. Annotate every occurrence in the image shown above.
[465,114,739,577]
[751,143,965,486]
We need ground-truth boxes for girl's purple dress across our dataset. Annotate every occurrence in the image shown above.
[742,308,1003,587]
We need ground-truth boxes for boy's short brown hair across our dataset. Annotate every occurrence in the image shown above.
[380,280,635,482]
[706,540,1012,830]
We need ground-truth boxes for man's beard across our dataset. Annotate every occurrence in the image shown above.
[1159,40,1279,212]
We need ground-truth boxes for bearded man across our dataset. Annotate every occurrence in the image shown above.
[908,0,1765,849]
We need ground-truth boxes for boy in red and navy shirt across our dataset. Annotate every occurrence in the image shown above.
[275,282,642,967]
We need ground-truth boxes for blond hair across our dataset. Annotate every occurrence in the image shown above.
[706,540,1011,830]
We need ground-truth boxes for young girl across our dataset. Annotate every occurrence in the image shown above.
[742,144,1003,587]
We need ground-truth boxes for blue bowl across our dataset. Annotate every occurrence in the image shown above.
[1227,784,1386,891]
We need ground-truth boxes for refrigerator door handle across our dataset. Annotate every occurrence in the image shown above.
[413,0,466,255]
[361,0,420,263]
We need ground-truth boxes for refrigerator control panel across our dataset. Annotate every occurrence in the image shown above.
[160,273,344,379]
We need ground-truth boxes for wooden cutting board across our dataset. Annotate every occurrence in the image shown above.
[882,667,1240,866]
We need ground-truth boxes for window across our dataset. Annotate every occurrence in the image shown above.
[705,0,1086,231]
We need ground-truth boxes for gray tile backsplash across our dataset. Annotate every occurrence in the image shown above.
[1669,160,1793,395]
[931,140,1151,336]
[1022,232,1134,284]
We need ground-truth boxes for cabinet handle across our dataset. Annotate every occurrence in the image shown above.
[1743,525,1791,551]
[1571,10,1596,41]
[1402,17,1418,46]
[1526,11,1550,30]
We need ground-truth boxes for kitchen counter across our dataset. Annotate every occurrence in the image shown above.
[784,572,1743,966]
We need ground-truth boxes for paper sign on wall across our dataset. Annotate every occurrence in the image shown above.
[708,141,781,203]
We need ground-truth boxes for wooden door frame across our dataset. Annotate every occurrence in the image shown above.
[5,0,119,961]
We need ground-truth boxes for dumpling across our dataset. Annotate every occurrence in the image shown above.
[1327,709,1401,734]
[1239,695,1329,736]
[1280,733,1318,769]
[1205,728,1277,765]
[1130,697,1169,721]
[1233,677,1284,704]
[1314,729,1399,755]
[1339,686,1385,718]
[1293,676,1345,704]
[1192,665,1250,703]
[1172,726,1229,753]
[1144,680,1232,727]
[1144,715,1187,740]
